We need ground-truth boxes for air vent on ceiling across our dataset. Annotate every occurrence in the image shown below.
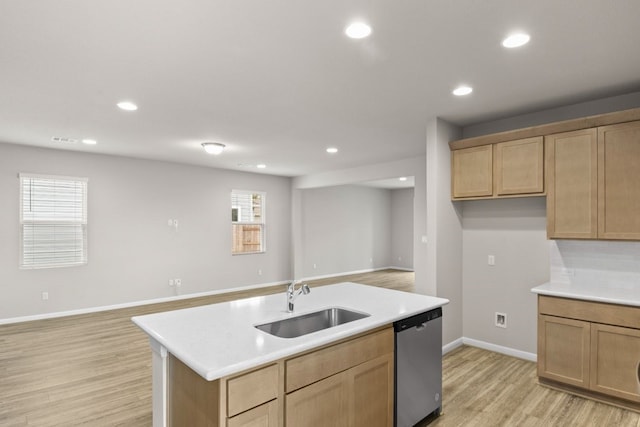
[51,137,79,144]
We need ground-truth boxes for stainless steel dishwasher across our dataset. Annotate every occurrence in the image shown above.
[394,307,442,427]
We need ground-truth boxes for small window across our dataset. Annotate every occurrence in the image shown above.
[231,190,265,254]
[19,173,88,269]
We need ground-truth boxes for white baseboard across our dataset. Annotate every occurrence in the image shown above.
[462,337,537,362]
[442,337,464,355]
[0,279,290,325]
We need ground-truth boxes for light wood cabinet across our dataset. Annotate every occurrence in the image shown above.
[451,137,544,200]
[537,314,590,388]
[494,137,544,196]
[590,323,640,403]
[538,295,640,410]
[546,121,640,240]
[451,145,493,198]
[545,129,598,239]
[598,121,640,239]
[168,327,394,427]
[285,328,394,427]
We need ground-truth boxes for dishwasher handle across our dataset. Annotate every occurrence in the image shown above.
[394,307,442,332]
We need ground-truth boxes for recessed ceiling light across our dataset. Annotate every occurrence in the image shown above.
[117,101,138,111]
[345,22,372,39]
[326,147,338,154]
[502,33,530,48]
[201,142,225,155]
[399,177,407,181]
[256,164,267,169]
[81,139,97,145]
[452,85,473,96]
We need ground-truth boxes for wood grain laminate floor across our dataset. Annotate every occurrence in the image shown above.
[1,269,639,426]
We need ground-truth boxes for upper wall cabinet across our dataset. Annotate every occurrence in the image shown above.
[547,120,640,240]
[598,121,640,239]
[546,129,598,239]
[451,136,544,200]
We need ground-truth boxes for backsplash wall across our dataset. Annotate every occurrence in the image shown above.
[550,240,640,286]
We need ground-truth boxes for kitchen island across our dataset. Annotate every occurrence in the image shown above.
[133,282,449,427]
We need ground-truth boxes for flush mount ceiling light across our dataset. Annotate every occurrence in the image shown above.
[452,85,473,96]
[81,139,97,145]
[256,164,267,169]
[117,101,138,111]
[502,33,530,48]
[201,142,226,155]
[326,147,338,154]
[399,177,408,181]
[345,22,372,39]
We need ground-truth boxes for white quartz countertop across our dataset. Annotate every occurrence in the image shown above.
[531,281,640,307]
[132,282,449,381]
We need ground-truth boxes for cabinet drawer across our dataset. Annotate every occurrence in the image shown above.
[227,364,279,417]
[538,295,640,329]
[285,327,393,393]
[227,400,278,427]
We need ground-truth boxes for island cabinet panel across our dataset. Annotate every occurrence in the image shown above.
[537,314,591,388]
[598,121,640,239]
[545,129,598,239]
[494,136,544,196]
[285,372,349,427]
[451,145,493,198]
[168,354,220,427]
[285,327,393,393]
[590,324,640,403]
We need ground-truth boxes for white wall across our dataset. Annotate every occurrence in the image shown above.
[425,118,463,346]
[0,143,292,320]
[299,185,391,278]
[461,198,548,354]
[292,156,426,286]
[390,188,414,270]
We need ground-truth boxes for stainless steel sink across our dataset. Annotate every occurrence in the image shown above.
[255,307,370,338]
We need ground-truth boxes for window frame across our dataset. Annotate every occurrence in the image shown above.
[231,189,266,255]
[19,173,89,269]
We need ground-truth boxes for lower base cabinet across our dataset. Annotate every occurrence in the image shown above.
[537,296,640,409]
[168,326,394,426]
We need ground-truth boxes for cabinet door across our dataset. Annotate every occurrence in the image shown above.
[598,121,640,239]
[494,136,544,196]
[285,372,348,427]
[538,315,591,388]
[451,145,493,198]
[350,354,393,427]
[590,323,640,403]
[228,400,278,427]
[545,129,598,239]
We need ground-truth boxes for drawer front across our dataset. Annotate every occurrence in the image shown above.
[285,327,393,393]
[227,364,279,417]
[227,400,278,427]
[538,295,640,328]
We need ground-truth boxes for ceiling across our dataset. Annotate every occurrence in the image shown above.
[1,1,640,177]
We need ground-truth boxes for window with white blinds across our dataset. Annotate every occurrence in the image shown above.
[231,190,265,254]
[19,173,88,269]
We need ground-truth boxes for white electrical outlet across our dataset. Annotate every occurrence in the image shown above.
[313,263,317,269]
[258,269,262,276]
[169,279,174,287]
[495,312,507,328]
[42,292,49,301]
[175,279,182,287]
[488,255,495,266]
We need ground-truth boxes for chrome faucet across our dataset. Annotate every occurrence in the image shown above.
[286,281,310,312]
